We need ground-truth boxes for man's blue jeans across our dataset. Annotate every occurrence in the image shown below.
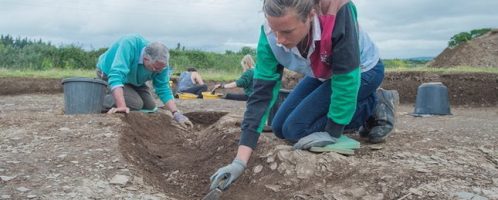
[272,61,385,142]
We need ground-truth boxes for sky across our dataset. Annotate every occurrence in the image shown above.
[0,0,497,59]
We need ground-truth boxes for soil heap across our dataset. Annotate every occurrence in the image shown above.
[429,29,498,68]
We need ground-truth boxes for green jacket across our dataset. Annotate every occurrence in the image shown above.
[235,68,254,96]
[239,1,361,149]
[96,34,174,103]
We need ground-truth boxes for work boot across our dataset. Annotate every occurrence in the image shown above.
[368,88,399,143]
[358,117,374,138]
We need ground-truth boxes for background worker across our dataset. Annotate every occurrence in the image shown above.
[213,54,255,101]
[96,34,193,128]
[176,67,208,98]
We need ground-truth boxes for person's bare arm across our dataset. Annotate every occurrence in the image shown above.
[223,82,237,88]
[235,145,253,164]
[191,72,205,85]
[108,87,130,113]
[163,99,179,112]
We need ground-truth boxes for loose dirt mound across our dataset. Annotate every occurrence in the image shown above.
[430,29,498,67]
[119,111,287,199]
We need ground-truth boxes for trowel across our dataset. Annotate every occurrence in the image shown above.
[201,176,226,200]
[210,86,218,95]
[201,187,223,200]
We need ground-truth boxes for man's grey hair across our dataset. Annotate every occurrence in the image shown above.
[263,0,316,22]
[144,42,169,66]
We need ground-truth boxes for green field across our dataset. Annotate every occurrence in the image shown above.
[0,68,240,81]
[2,65,497,82]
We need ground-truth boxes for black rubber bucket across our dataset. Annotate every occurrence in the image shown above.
[413,82,451,116]
[62,77,107,115]
[267,89,291,126]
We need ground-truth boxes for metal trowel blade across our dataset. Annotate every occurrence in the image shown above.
[201,188,222,200]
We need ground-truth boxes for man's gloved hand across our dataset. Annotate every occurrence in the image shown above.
[107,107,130,114]
[213,83,223,89]
[292,131,337,150]
[210,159,246,190]
[173,111,193,129]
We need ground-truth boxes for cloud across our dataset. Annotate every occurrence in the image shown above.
[0,0,496,58]
[355,0,498,58]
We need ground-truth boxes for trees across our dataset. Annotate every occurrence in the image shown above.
[0,34,257,72]
[238,46,255,56]
[448,28,491,48]
[0,34,102,69]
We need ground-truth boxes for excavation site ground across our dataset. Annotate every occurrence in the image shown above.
[0,73,497,200]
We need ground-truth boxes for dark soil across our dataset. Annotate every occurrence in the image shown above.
[382,72,498,106]
[0,77,62,95]
[119,111,286,199]
[2,72,497,106]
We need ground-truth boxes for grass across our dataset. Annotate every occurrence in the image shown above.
[0,68,95,79]
[2,65,497,81]
[386,65,498,74]
[0,68,240,81]
[189,69,239,81]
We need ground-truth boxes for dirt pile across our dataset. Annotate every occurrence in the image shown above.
[119,111,288,199]
[429,29,498,67]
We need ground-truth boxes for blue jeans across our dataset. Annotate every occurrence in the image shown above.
[272,61,384,142]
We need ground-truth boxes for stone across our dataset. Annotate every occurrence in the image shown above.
[16,187,30,192]
[454,192,488,200]
[265,184,281,192]
[126,186,138,191]
[110,175,130,186]
[482,189,498,199]
[253,165,263,174]
[349,188,367,198]
[414,167,431,173]
[369,145,384,150]
[96,180,109,188]
[270,162,278,170]
[58,127,71,132]
[62,186,72,193]
[0,175,16,181]
[409,188,423,196]
[1,195,11,199]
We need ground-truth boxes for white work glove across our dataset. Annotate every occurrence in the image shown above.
[210,159,246,190]
[173,111,193,129]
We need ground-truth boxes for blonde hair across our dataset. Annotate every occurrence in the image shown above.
[240,54,255,72]
[263,0,316,22]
